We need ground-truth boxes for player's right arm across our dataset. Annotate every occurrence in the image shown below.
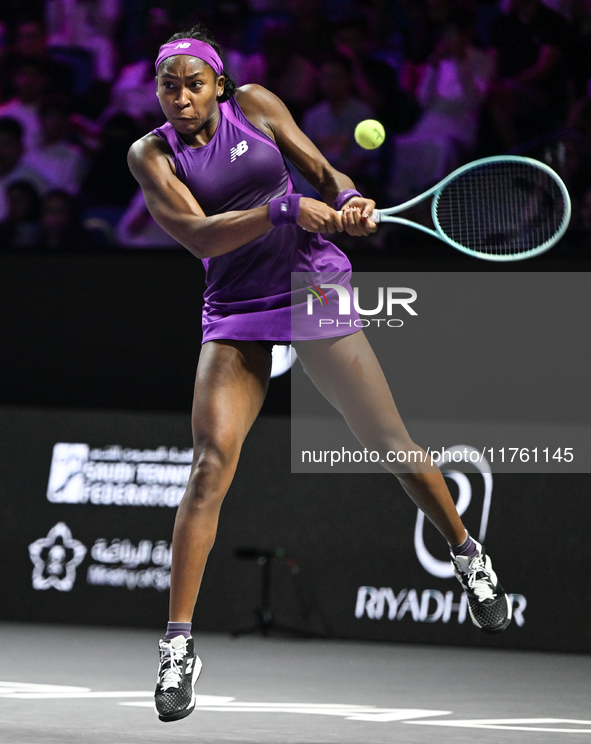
[128,133,278,259]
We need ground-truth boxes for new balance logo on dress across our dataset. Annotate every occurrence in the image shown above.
[230,140,248,162]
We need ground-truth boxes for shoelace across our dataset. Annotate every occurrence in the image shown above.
[159,640,186,690]
[465,554,496,602]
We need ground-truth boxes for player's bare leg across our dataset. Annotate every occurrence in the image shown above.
[170,339,271,621]
[294,331,512,633]
[294,331,465,544]
[155,339,271,722]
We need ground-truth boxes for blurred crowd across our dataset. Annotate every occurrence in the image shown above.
[1,0,591,251]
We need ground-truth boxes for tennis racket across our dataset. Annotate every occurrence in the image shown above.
[370,155,571,261]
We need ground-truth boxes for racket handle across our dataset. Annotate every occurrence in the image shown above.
[337,209,381,223]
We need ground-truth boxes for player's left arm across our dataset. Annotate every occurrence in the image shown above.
[236,84,376,236]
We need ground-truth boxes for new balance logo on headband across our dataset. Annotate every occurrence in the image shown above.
[175,42,191,49]
[230,140,248,162]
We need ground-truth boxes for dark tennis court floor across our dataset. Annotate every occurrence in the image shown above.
[0,622,589,744]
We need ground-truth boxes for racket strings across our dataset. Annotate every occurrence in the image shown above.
[434,162,567,258]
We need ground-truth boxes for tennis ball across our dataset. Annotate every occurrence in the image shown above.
[354,119,385,150]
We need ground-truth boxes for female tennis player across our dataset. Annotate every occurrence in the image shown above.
[127,25,511,723]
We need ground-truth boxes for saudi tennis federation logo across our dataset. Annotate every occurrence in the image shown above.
[47,443,89,503]
[29,523,87,591]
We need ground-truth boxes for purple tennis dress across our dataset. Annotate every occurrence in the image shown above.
[152,96,353,343]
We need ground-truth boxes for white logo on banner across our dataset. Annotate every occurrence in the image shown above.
[414,444,492,579]
[46,443,193,507]
[29,523,173,592]
[86,537,172,591]
[28,523,87,591]
[47,443,90,504]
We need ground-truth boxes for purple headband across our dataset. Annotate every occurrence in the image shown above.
[155,39,223,76]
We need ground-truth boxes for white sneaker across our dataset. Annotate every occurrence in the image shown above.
[154,635,202,722]
[451,539,512,633]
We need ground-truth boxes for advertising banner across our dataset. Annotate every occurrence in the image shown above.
[1,407,589,653]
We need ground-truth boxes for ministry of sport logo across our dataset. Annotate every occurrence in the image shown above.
[29,523,174,592]
[28,523,86,592]
[230,140,248,162]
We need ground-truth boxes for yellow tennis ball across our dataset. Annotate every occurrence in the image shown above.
[354,119,385,150]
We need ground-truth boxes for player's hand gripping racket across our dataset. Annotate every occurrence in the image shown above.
[370,155,571,261]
